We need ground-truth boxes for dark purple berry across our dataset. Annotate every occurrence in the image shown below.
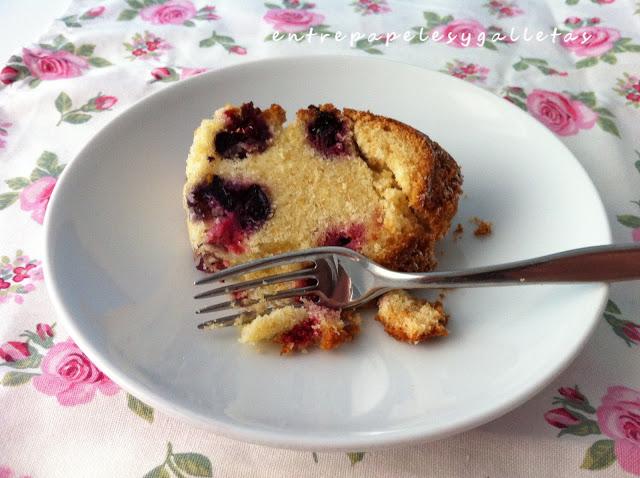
[321,224,364,250]
[209,175,235,211]
[238,184,271,228]
[214,102,271,160]
[306,106,349,156]
[188,175,272,232]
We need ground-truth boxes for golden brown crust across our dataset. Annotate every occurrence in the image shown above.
[344,108,463,241]
[262,103,287,126]
[296,103,340,123]
[375,290,448,344]
[319,310,361,351]
[376,232,436,273]
[379,315,448,343]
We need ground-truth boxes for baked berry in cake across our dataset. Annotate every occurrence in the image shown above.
[239,301,360,355]
[184,102,462,352]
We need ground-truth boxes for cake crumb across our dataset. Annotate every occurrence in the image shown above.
[470,217,492,238]
[376,290,448,344]
[452,223,464,241]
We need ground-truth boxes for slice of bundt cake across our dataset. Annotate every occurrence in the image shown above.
[184,102,462,353]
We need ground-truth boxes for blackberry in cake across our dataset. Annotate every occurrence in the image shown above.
[184,102,462,353]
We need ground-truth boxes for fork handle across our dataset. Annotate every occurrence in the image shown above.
[395,243,640,288]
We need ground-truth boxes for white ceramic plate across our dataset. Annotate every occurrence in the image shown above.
[44,56,611,450]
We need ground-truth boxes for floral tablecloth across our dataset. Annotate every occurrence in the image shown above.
[1,0,640,476]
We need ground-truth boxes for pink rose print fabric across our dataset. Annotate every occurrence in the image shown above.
[351,0,391,16]
[561,26,621,56]
[33,338,119,406]
[0,251,43,305]
[0,0,640,476]
[0,342,30,362]
[22,48,89,80]
[545,384,640,474]
[264,8,325,33]
[124,31,172,60]
[0,467,30,478]
[431,20,487,48]
[140,0,197,24]
[441,60,490,83]
[597,387,640,474]
[526,89,598,136]
[19,177,56,224]
[0,151,65,223]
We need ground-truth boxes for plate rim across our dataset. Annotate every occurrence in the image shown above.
[43,54,612,450]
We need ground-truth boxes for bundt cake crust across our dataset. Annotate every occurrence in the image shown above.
[344,108,463,241]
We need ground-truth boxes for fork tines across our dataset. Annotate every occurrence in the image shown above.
[193,249,323,286]
[193,249,331,329]
[193,267,315,300]
[193,247,349,329]
[195,284,316,328]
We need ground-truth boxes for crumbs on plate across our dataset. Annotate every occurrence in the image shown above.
[470,217,493,238]
[452,223,464,241]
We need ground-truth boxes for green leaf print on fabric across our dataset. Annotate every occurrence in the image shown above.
[603,300,640,347]
[581,440,616,470]
[54,92,117,126]
[145,443,213,478]
[127,393,155,423]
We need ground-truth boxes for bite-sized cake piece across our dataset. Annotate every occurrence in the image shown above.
[239,301,361,354]
[184,102,462,351]
[376,290,448,344]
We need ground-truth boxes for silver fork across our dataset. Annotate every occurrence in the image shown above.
[194,243,640,329]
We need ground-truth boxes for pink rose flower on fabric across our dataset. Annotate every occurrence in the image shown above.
[181,67,207,79]
[22,47,88,80]
[632,228,640,242]
[561,26,621,57]
[94,95,117,110]
[33,338,119,406]
[559,386,588,405]
[19,176,56,224]
[140,0,197,25]
[0,341,30,362]
[229,46,247,55]
[526,89,598,136]
[36,323,54,340]
[597,386,640,475]
[544,407,581,428]
[0,66,19,85]
[151,67,172,80]
[0,466,31,478]
[263,8,325,33]
[85,6,106,18]
[623,323,640,344]
[431,19,487,48]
